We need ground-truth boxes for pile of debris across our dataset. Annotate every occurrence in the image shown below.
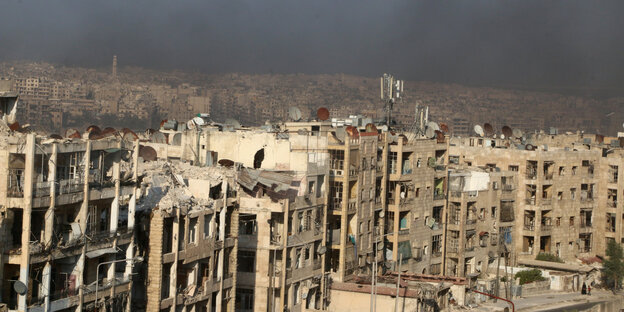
[137,160,236,213]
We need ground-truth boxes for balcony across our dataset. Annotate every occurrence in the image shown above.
[465,219,477,225]
[502,184,514,192]
[541,198,552,206]
[58,178,84,195]
[525,198,536,205]
[523,223,535,231]
[433,192,445,201]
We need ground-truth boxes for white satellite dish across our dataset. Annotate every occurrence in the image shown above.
[224,118,242,129]
[512,128,524,138]
[192,116,205,126]
[425,127,436,139]
[474,125,484,137]
[500,134,505,139]
[426,121,440,132]
[288,107,302,121]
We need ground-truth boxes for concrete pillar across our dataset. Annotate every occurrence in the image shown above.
[78,140,91,311]
[339,142,350,282]
[279,199,289,312]
[18,133,36,311]
[42,143,57,312]
[171,208,181,308]
[216,182,227,312]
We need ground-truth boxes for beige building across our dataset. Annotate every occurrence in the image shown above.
[449,134,624,263]
[0,130,140,312]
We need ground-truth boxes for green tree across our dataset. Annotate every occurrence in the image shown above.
[602,240,624,291]
[514,269,545,285]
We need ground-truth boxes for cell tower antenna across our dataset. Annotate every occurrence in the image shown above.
[380,73,403,129]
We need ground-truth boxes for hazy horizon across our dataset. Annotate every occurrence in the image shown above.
[1,1,623,93]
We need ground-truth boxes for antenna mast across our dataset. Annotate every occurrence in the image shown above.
[380,73,403,129]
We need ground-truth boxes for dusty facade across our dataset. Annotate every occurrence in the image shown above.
[0,130,140,311]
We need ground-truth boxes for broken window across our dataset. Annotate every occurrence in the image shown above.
[543,161,554,179]
[609,165,618,183]
[237,250,256,273]
[508,165,519,172]
[579,233,592,252]
[582,160,594,177]
[253,148,264,169]
[239,214,257,235]
[329,149,344,170]
[608,189,617,208]
[431,234,442,256]
[449,203,461,225]
[236,288,254,311]
[523,236,535,253]
[500,200,514,222]
[606,213,616,232]
[330,181,343,210]
[8,154,25,197]
[432,206,443,224]
[389,152,398,174]
[526,160,537,179]
[189,217,198,244]
[580,209,592,227]
[525,184,536,205]
[524,211,536,231]
[580,184,594,202]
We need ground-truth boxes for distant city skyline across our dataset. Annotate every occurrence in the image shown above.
[0,1,623,92]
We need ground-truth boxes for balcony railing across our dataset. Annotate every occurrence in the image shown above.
[525,198,536,205]
[523,223,535,231]
[502,185,514,192]
[433,192,445,201]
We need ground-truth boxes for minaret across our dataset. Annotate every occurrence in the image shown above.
[112,55,117,79]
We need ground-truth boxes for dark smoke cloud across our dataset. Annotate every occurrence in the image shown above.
[1,0,623,89]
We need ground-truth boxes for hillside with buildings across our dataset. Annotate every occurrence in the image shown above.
[1,60,623,136]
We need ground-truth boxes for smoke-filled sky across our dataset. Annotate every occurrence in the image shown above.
[1,0,623,89]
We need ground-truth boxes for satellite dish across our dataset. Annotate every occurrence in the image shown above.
[192,116,205,126]
[150,131,167,144]
[502,126,513,138]
[483,123,494,136]
[288,107,302,121]
[65,128,81,139]
[317,107,330,121]
[439,122,449,133]
[13,280,27,295]
[425,127,435,139]
[474,125,484,137]
[426,121,440,132]
[318,246,327,255]
[512,128,524,138]
[379,211,385,218]
[224,118,242,129]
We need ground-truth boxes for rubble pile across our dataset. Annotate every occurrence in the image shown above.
[137,159,236,213]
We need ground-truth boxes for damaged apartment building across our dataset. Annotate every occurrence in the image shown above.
[140,161,239,312]
[0,98,141,312]
[449,132,624,265]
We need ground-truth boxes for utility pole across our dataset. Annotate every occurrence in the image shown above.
[494,244,501,302]
[395,256,402,312]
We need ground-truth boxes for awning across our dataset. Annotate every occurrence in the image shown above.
[86,247,118,258]
[479,231,489,236]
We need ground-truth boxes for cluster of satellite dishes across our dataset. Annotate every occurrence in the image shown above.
[473,123,524,140]
[422,121,449,140]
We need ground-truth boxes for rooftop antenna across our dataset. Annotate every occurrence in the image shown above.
[380,73,403,129]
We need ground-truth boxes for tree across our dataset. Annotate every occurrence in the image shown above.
[602,240,624,291]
